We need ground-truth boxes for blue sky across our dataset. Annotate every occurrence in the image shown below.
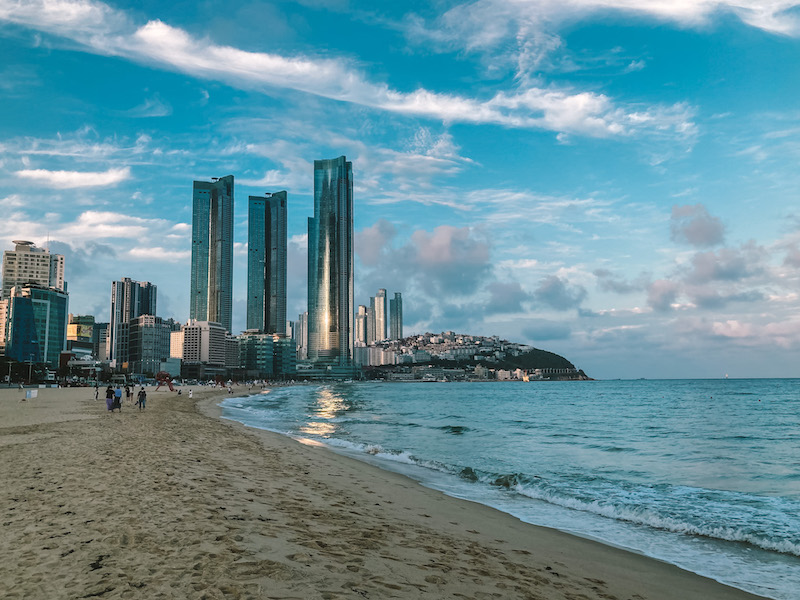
[2,0,800,378]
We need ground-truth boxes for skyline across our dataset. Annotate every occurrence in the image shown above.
[2,0,800,378]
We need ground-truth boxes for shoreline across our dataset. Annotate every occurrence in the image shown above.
[1,385,768,599]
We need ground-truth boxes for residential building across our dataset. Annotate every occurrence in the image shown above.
[293,311,308,360]
[180,319,226,366]
[2,240,65,300]
[190,175,234,332]
[390,292,403,340]
[247,191,287,334]
[373,288,387,341]
[107,278,157,369]
[307,156,354,369]
[355,305,367,345]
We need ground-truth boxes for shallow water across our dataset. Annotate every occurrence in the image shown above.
[221,379,800,599]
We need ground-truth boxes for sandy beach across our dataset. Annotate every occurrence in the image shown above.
[0,385,767,599]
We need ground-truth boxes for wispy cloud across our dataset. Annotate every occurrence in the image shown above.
[15,166,131,188]
[404,0,800,81]
[0,0,695,140]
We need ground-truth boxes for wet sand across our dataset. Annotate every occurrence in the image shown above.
[0,385,767,599]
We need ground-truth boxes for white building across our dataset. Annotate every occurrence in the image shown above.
[180,319,226,366]
[2,240,65,300]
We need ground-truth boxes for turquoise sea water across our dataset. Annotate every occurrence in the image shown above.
[220,379,800,599]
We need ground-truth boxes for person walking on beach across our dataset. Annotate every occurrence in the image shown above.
[105,385,114,412]
[114,385,123,412]
[137,387,146,411]
[125,385,131,405]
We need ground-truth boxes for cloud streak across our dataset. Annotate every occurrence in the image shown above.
[0,0,694,139]
[14,166,131,188]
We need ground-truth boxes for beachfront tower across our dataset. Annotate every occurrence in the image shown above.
[247,192,287,334]
[390,292,403,341]
[190,175,234,332]
[307,156,354,368]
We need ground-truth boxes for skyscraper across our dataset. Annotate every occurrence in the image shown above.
[191,175,234,332]
[390,292,403,340]
[247,191,287,334]
[307,156,354,367]
[107,277,157,368]
[2,240,65,300]
[374,288,387,341]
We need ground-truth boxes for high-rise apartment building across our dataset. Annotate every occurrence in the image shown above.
[307,156,354,368]
[247,191,287,334]
[107,278,157,368]
[191,175,234,332]
[2,240,65,300]
[390,292,403,340]
[293,311,308,361]
[374,288,387,342]
[355,305,368,345]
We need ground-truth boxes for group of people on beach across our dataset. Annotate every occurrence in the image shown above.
[105,384,146,412]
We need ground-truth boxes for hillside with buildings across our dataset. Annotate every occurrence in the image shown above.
[356,331,589,382]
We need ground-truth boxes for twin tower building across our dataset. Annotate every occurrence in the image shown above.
[190,156,357,372]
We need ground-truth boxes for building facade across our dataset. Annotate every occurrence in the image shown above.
[191,175,234,332]
[247,191,287,334]
[5,285,69,368]
[180,319,226,366]
[373,288,387,342]
[128,315,178,375]
[107,278,157,369]
[390,292,403,340]
[2,240,65,300]
[307,156,354,368]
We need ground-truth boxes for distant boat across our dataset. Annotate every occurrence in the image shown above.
[725,374,729,379]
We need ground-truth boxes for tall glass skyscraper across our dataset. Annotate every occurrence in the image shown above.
[390,292,403,340]
[247,192,287,334]
[307,156,354,366]
[191,175,234,332]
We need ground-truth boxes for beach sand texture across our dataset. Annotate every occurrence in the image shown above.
[0,386,766,599]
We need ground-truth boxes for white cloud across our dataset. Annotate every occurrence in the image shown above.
[0,0,695,139]
[14,166,131,188]
[128,247,190,261]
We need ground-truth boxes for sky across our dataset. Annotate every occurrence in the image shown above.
[2,0,800,379]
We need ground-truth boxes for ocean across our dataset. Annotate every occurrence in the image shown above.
[219,379,800,599]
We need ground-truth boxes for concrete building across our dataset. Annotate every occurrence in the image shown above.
[107,278,157,369]
[180,319,226,366]
[247,191,287,334]
[2,240,65,300]
[293,311,308,361]
[355,305,368,345]
[307,156,354,371]
[389,292,403,340]
[373,288,387,342]
[190,175,234,332]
